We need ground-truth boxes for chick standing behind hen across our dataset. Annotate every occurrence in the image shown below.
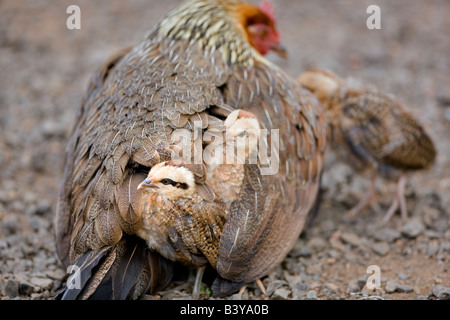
[55,0,327,299]
[297,69,436,223]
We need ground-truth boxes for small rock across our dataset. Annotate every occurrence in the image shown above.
[432,285,450,300]
[371,242,390,256]
[370,227,401,242]
[19,282,35,296]
[35,201,52,216]
[30,277,53,291]
[306,263,322,275]
[397,273,409,280]
[289,241,312,258]
[340,232,361,247]
[28,216,41,232]
[444,230,450,240]
[291,288,303,300]
[413,285,421,295]
[328,249,341,259]
[40,120,67,138]
[323,282,338,293]
[46,269,67,281]
[307,237,327,252]
[265,279,285,297]
[401,219,425,238]
[385,280,398,293]
[284,272,302,289]
[357,274,371,290]
[440,242,450,253]
[348,279,362,293]
[396,284,413,293]
[427,240,440,257]
[424,230,442,239]
[306,290,318,300]
[272,288,290,300]
[4,279,19,298]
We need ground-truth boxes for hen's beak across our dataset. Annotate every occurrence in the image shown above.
[270,43,288,59]
[137,178,158,190]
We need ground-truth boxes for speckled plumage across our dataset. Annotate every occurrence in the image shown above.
[297,68,436,221]
[55,0,327,299]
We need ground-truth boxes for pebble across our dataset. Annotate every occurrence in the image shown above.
[444,230,450,240]
[427,240,440,257]
[371,242,390,256]
[307,237,327,253]
[440,242,450,253]
[265,279,285,297]
[396,284,413,293]
[397,273,409,280]
[424,230,442,239]
[323,282,338,293]
[306,263,322,275]
[289,241,312,258]
[370,227,401,243]
[19,282,35,296]
[46,269,67,281]
[284,272,302,289]
[385,280,398,293]
[401,219,425,238]
[432,285,450,300]
[340,232,361,247]
[40,120,67,138]
[306,290,318,300]
[30,277,54,291]
[4,279,19,298]
[348,279,362,293]
[272,288,290,300]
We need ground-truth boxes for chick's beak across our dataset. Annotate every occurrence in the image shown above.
[270,43,288,59]
[137,177,158,190]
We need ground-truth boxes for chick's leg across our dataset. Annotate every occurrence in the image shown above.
[348,171,380,216]
[382,175,407,224]
[236,279,266,299]
[192,266,206,299]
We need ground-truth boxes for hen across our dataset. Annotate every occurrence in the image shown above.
[297,68,436,223]
[55,0,327,299]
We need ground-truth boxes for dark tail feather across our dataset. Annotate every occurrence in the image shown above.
[305,172,324,231]
[57,236,174,300]
[211,276,245,297]
[56,245,113,300]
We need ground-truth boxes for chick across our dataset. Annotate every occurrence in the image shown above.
[205,109,262,203]
[137,161,227,298]
[136,108,264,298]
[297,68,436,223]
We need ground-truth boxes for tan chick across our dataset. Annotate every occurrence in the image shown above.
[297,68,437,223]
[136,161,227,298]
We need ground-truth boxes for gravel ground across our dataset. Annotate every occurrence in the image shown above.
[0,0,449,300]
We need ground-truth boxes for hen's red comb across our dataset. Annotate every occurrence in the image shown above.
[259,0,276,21]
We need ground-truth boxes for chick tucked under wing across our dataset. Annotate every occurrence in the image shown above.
[216,58,327,284]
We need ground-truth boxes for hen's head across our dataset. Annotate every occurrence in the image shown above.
[235,0,286,57]
[138,162,196,200]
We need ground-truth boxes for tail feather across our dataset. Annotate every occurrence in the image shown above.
[57,236,174,300]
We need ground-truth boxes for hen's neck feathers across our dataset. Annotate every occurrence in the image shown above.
[148,0,258,66]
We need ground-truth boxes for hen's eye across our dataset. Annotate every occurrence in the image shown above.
[160,178,172,185]
[260,29,267,38]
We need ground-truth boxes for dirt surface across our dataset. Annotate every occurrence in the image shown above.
[0,0,449,300]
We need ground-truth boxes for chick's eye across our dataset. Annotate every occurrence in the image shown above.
[160,179,171,185]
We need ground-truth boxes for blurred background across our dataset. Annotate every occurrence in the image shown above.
[0,0,449,299]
